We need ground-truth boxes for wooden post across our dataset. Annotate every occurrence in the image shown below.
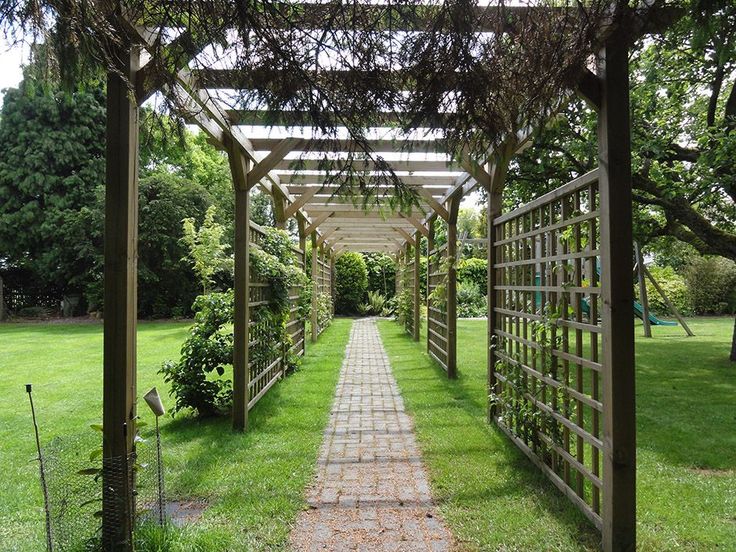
[102,45,139,552]
[0,275,5,321]
[426,218,434,354]
[298,216,307,354]
[228,149,251,432]
[642,265,695,337]
[597,36,636,552]
[635,242,652,338]
[447,196,460,379]
[272,190,288,230]
[311,232,318,342]
[486,157,510,422]
[330,251,336,316]
[413,232,421,341]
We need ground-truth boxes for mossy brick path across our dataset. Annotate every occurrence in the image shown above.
[291,318,453,551]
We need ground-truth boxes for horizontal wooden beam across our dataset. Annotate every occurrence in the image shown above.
[250,137,445,154]
[272,157,458,173]
[278,173,457,187]
[304,211,333,234]
[247,137,305,188]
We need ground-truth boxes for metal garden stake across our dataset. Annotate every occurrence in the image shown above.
[143,387,166,525]
[26,384,54,552]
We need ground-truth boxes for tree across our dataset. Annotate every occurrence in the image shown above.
[504,5,736,359]
[181,206,233,294]
[0,82,106,298]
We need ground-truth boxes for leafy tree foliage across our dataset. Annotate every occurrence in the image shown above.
[335,252,368,315]
[182,206,233,294]
[0,83,105,297]
[363,252,396,298]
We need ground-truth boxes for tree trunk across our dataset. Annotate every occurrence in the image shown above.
[730,316,736,362]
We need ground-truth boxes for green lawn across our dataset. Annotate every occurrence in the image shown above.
[0,318,352,551]
[377,317,736,551]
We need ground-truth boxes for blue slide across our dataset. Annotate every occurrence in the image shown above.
[633,300,677,326]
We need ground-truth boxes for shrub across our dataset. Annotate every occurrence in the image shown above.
[160,291,234,417]
[635,266,692,317]
[458,257,487,291]
[315,291,334,329]
[335,251,368,314]
[367,290,386,315]
[363,253,397,297]
[683,256,736,315]
[457,281,487,318]
[17,306,51,318]
[161,229,309,417]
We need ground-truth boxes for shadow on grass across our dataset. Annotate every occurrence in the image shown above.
[380,320,599,551]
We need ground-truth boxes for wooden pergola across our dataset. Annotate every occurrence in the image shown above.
[94,3,680,550]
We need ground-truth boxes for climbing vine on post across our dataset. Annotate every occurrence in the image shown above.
[161,225,309,417]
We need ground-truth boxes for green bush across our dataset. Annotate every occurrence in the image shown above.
[161,228,309,417]
[635,265,692,317]
[363,252,397,297]
[457,281,487,318]
[160,291,234,417]
[315,291,334,330]
[458,257,488,291]
[17,306,51,318]
[683,256,736,315]
[335,251,368,314]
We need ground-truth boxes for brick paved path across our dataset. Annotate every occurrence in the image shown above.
[290,318,453,552]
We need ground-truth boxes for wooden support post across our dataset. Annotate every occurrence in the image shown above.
[447,196,461,379]
[413,232,421,341]
[228,149,251,432]
[642,265,695,337]
[272,191,288,230]
[426,218,435,354]
[297,216,307,355]
[597,36,636,552]
[486,157,510,422]
[330,251,336,315]
[311,232,318,342]
[0,275,5,321]
[635,242,652,337]
[102,45,139,552]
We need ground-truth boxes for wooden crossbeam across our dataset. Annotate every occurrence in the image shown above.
[278,174,458,187]
[393,227,416,246]
[247,137,305,189]
[316,227,338,247]
[250,137,444,153]
[283,186,320,218]
[272,157,459,172]
[399,213,429,237]
[304,211,333,234]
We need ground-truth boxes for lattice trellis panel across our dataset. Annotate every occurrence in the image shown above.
[287,243,307,359]
[489,170,604,529]
[402,242,417,337]
[314,246,332,337]
[427,223,450,374]
[248,223,304,410]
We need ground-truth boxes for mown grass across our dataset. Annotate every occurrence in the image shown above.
[0,318,352,551]
[377,317,736,551]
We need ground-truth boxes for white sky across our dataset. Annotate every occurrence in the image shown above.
[0,37,28,99]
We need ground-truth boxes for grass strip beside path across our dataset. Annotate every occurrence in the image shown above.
[377,317,736,552]
[0,318,352,551]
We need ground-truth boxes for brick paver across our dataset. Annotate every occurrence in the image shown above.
[290,318,453,551]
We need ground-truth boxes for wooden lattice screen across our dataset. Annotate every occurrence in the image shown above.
[489,169,604,529]
[313,245,332,337]
[426,219,457,377]
[248,222,305,410]
[287,242,307,359]
[402,242,416,338]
